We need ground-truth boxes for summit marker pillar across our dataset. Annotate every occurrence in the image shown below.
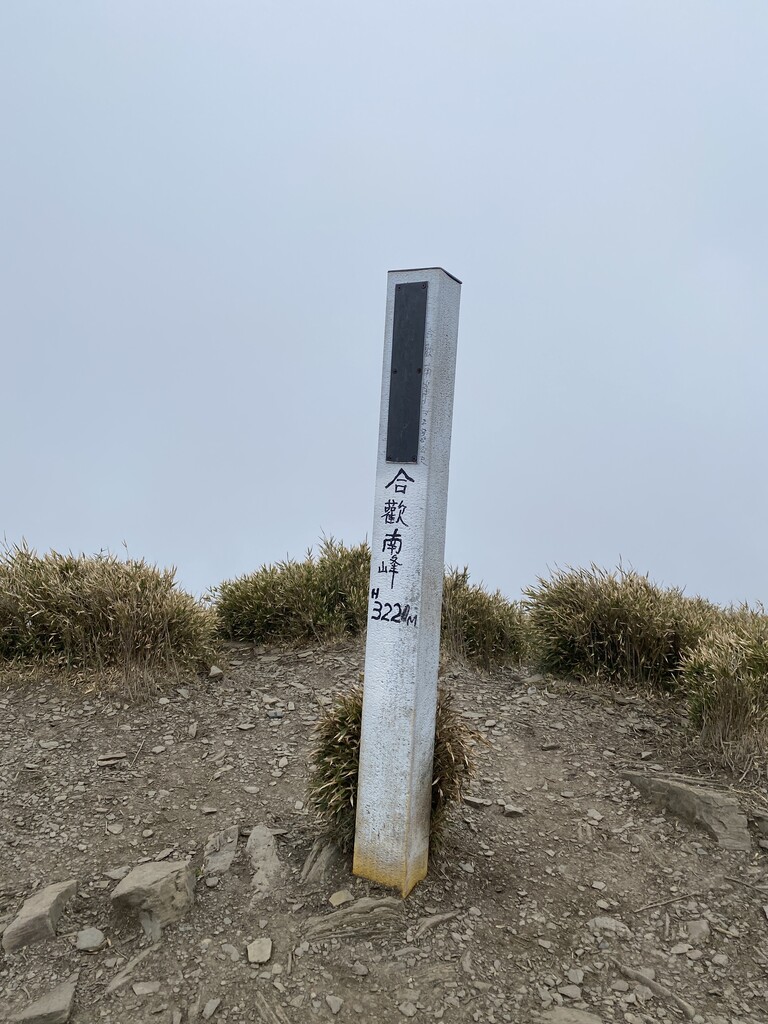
[353,267,461,896]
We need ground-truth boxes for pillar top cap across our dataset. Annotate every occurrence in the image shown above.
[388,267,462,285]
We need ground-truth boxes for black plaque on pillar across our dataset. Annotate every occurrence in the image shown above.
[386,282,427,463]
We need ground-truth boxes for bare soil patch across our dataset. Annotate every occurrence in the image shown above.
[2,645,767,1023]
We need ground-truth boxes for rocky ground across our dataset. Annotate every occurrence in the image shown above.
[1,644,768,1024]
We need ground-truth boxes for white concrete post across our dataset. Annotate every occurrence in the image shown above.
[353,267,461,897]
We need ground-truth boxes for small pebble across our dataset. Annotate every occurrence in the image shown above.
[202,998,221,1019]
[133,981,161,996]
[326,995,343,1015]
[247,937,272,964]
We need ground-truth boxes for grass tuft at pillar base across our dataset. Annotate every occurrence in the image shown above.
[307,685,474,856]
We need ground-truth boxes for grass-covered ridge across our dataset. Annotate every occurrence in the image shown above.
[524,564,720,689]
[682,608,768,760]
[214,539,528,668]
[441,567,529,668]
[4,537,768,766]
[524,563,768,765]
[0,543,215,692]
[214,538,370,647]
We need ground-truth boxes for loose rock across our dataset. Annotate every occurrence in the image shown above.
[686,918,710,943]
[247,937,272,964]
[3,879,78,953]
[12,971,79,1024]
[329,889,354,908]
[539,1010,603,1024]
[75,927,105,951]
[558,985,582,1000]
[325,995,343,1015]
[304,897,401,940]
[246,825,283,896]
[622,772,751,851]
[586,916,632,939]
[203,825,239,878]
[133,981,161,995]
[105,947,156,994]
[300,839,342,885]
[111,860,194,940]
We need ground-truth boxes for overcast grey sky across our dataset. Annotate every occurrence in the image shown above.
[2,2,767,607]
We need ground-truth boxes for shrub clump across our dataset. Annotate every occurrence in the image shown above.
[0,543,215,688]
[306,685,474,854]
[681,608,768,757]
[214,538,369,645]
[441,567,528,668]
[525,564,719,688]
[216,540,525,667]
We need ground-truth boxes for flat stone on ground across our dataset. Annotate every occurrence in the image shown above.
[325,995,343,1015]
[104,948,156,995]
[686,918,711,943]
[300,840,342,885]
[246,825,283,896]
[303,897,401,940]
[132,981,161,995]
[586,915,633,939]
[502,804,525,816]
[12,972,79,1024]
[247,937,272,963]
[203,824,239,878]
[539,1010,604,1024]
[622,771,751,851]
[3,879,78,954]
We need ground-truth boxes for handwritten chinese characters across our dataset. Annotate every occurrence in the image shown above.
[371,467,418,627]
[378,469,414,589]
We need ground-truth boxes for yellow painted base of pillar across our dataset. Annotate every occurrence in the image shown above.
[352,846,428,898]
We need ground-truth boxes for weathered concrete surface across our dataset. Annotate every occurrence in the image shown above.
[354,268,462,896]
[623,771,751,851]
[2,880,78,954]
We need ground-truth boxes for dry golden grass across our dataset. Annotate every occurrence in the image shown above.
[0,543,216,696]
[6,536,768,765]
[524,564,720,689]
[682,607,768,764]
[214,538,369,646]
[215,541,526,668]
[441,567,529,668]
[306,685,474,854]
